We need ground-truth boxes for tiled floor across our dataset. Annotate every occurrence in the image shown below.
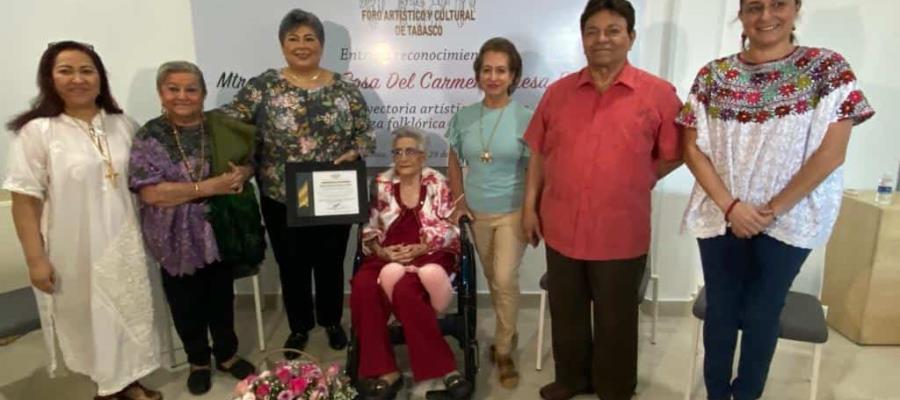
[1,300,898,400]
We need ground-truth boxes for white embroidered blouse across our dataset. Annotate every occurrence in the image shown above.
[677,47,875,249]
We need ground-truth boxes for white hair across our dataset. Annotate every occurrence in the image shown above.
[391,126,429,151]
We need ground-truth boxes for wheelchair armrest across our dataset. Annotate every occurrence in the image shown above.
[458,215,472,243]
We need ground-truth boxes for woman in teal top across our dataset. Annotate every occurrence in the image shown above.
[446,37,532,389]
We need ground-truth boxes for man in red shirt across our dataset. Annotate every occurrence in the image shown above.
[522,1,683,399]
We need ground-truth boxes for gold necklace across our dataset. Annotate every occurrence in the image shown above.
[284,67,322,84]
[478,102,508,164]
[73,117,119,188]
[169,119,206,191]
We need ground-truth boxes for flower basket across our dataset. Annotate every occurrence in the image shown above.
[233,348,357,400]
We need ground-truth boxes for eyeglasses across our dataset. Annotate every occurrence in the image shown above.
[391,148,424,158]
[47,41,95,51]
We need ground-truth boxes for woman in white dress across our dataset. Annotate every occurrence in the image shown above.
[4,41,162,400]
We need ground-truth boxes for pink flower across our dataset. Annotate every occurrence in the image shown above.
[277,390,295,400]
[289,377,309,394]
[317,375,328,387]
[300,363,317,376]
[309,386,328,400]
[326,364,340,378]
[277,368,292,384]
[234,378,252,396]
[256,383,271,397]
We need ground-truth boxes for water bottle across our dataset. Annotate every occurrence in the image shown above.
[875,174,894,205]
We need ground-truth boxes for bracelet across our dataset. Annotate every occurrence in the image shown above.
[724,198,740,221]
[193,183,200,192]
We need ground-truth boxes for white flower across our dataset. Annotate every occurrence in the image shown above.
[335,96,350,113]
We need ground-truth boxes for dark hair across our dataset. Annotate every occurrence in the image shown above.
[739,0,802,49]
[580,0,636,34]
[279,9,325,45]
[473,37,524,95]
[7,41,122,132]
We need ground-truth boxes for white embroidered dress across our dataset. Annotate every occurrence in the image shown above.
[677,47,875,249]
[3,112,161,395]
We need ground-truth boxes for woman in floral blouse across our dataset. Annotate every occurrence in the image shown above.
[220,8,375,356]
[678,1,874,399]
[351,127,473,400]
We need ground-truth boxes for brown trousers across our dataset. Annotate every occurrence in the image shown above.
[546,246,646,400]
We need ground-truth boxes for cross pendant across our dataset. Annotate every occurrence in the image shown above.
[105,168,119,189]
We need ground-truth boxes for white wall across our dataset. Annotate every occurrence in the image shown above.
[0,0,199,290]
[2,0,897,299]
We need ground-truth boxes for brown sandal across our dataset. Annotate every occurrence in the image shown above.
[489,345,519,389]
[121,382,163,400]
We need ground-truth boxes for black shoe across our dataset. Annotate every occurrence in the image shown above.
[360,376,403,400]
[426,374,473,400]
[325,324,348,350]
[186,368,212,395]
[284,331,309,359]
[216,357,256,380]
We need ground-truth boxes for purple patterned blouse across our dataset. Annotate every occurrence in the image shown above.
[129,116,219,276]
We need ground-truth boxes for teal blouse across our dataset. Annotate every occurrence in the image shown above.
[445,100,532,214]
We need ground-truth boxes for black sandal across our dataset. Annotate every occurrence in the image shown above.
[216,357,256,380]
[360,376,403,400]
[425,374,473,400]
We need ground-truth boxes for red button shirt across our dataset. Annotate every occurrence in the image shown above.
[524,63,682,261]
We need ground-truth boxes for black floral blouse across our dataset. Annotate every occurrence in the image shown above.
[220,69,375,203]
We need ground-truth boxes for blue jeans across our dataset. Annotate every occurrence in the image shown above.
[697,231,811,400]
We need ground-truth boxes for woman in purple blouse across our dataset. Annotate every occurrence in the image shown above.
[128,61,255,395]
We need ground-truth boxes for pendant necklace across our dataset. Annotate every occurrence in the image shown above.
[478,102,508,164]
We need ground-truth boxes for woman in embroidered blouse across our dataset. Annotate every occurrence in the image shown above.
[129,61,255,396]
[445,37,531,389]
[4,41,161,400]
[350,127,473,400]
[221,8,375,355]
[678,1,874,399]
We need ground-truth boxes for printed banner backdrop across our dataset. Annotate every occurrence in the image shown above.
[190,0,644,166]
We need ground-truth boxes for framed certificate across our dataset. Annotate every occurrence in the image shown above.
[285,160,369,227]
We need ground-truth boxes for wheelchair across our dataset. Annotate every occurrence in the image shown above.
[345,216,479,396]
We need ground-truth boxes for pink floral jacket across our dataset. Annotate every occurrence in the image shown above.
[362,167,460,255]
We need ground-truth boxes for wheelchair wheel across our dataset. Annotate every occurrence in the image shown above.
[464,341,479,384]
[345,329,360,385]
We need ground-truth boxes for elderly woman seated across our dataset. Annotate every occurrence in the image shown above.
[350,127,474,400]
